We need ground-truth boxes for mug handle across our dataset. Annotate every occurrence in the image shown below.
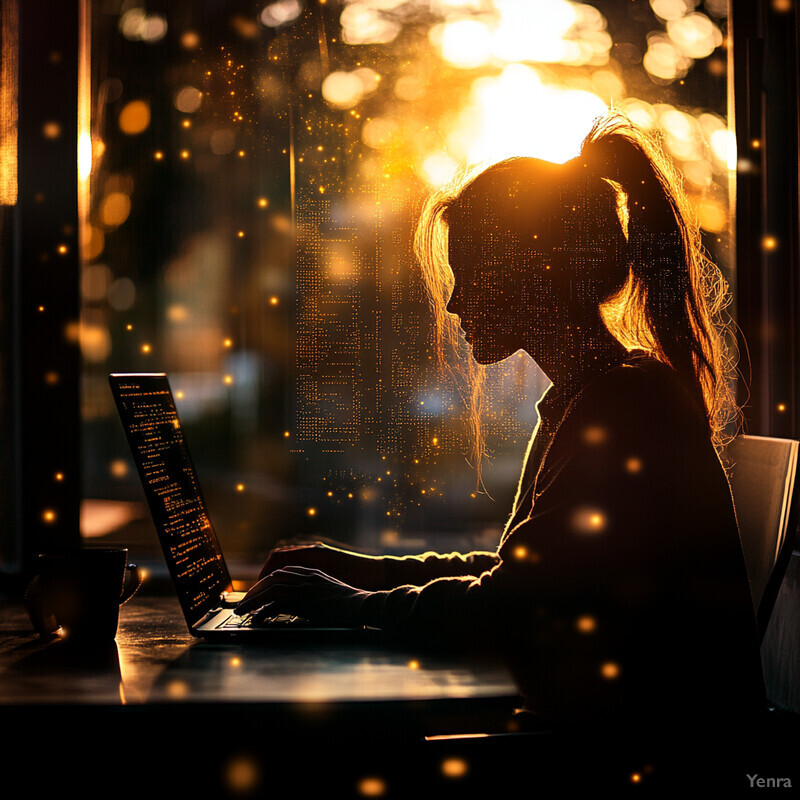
[119,563,143,605]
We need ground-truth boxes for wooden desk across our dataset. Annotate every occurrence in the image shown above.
[0,589,529,797]
[0,592,519,710]
[3,591,796,796]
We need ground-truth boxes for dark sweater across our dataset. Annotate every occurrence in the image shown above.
[358,355,765,725]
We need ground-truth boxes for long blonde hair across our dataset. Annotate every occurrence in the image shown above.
[415,113,739,476]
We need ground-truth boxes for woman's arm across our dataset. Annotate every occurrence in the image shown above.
[254,542,499,592]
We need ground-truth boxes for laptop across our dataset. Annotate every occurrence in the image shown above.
[109,372,380,642]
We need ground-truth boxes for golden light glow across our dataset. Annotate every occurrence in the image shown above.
[573,508,606,533]
[224,755,261,795]
[42,509,57,523]
[307,507,317,516]
[109,459,129,478]
[141,343,151,354]
[100,192,131,228]
[42,121,61,139]
[441,757,469,778]
[601,661,620,679]
[631,773,642,783]
[582,426,606,444]
[57,244,68,255]
[78,132,93,182]
[54,472,64,482]
[777,403,787,413]
[258,197,269,207]
[356,776,387,798]
[625,457,643,474]
[224,375,234,384]
[441,64,607,174]
[408,659,420,670]
[118,100,151,135]
[576,615,596,633]
[154,150,164,160]
[269,296,280,305]
[763,236,778,251]
[230,657,241,667]
[236,483,245,492]
[514,545,528,560]
[223,338,233,347]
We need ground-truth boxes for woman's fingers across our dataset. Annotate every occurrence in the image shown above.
[237,567,330,613]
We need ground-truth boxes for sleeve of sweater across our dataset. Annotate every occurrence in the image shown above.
[378,550,500,588]
[355,364,708,651]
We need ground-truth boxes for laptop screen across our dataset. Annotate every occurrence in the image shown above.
[109,373,233,626]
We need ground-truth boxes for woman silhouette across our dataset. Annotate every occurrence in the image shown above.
[238,114,765,727]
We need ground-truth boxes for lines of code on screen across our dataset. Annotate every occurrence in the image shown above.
[112,376,231,622]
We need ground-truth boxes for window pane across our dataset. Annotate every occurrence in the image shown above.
[82,1,732,576]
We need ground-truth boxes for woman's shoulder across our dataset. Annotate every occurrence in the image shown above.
[564,351,709,445]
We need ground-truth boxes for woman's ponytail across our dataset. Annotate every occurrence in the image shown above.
[580,114,738,450]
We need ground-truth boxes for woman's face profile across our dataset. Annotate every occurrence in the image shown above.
[446,220,558,365]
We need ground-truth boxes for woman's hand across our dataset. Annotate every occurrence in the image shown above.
[255,543,386,590]
[235,566,367,626]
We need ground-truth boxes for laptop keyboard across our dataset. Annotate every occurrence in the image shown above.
[216,611,307,629]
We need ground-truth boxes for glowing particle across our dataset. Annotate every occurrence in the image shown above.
[601,662,620,679]
[175,391,184,400]
[141,343,151,354]
[57,244,68,255]
[763,236,778,251]
[118,100,151,135]
[223,375,234,385]
[38,305,45,312]
[318,185,325,194]
[109,460,129,478]
[230,657,241,667]
[431,436,439,446]
[777,403,787,412]
[126,324,133,331]
[44,372,59,385]
[625,457,643,473]
[441,757,469,779]
[238,150,245,157]
[236,484,245,492]
[223,338,233,348]
[43,121,61,139]
[54,472,64,482]
[408,660,419,670]
[237,231,245,239]
[327,491,333,497]
[576,615,596,633]
[42,509,57,523]
[751,139,761,148]
[514,546,528,560]
[631,773,642,783]
[582,426,606,444]
[180,149,190,159]
[573,508,606,534]
[257,197,269,208]
[269,296,279,306]
[356,776,386,797]
[224,754,260,794]
[283,431,290,438]
[307,507,317,516]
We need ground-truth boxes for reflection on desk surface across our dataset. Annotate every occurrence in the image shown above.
[0,592,519,708]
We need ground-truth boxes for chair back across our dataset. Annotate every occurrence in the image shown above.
[727,435,800,640]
